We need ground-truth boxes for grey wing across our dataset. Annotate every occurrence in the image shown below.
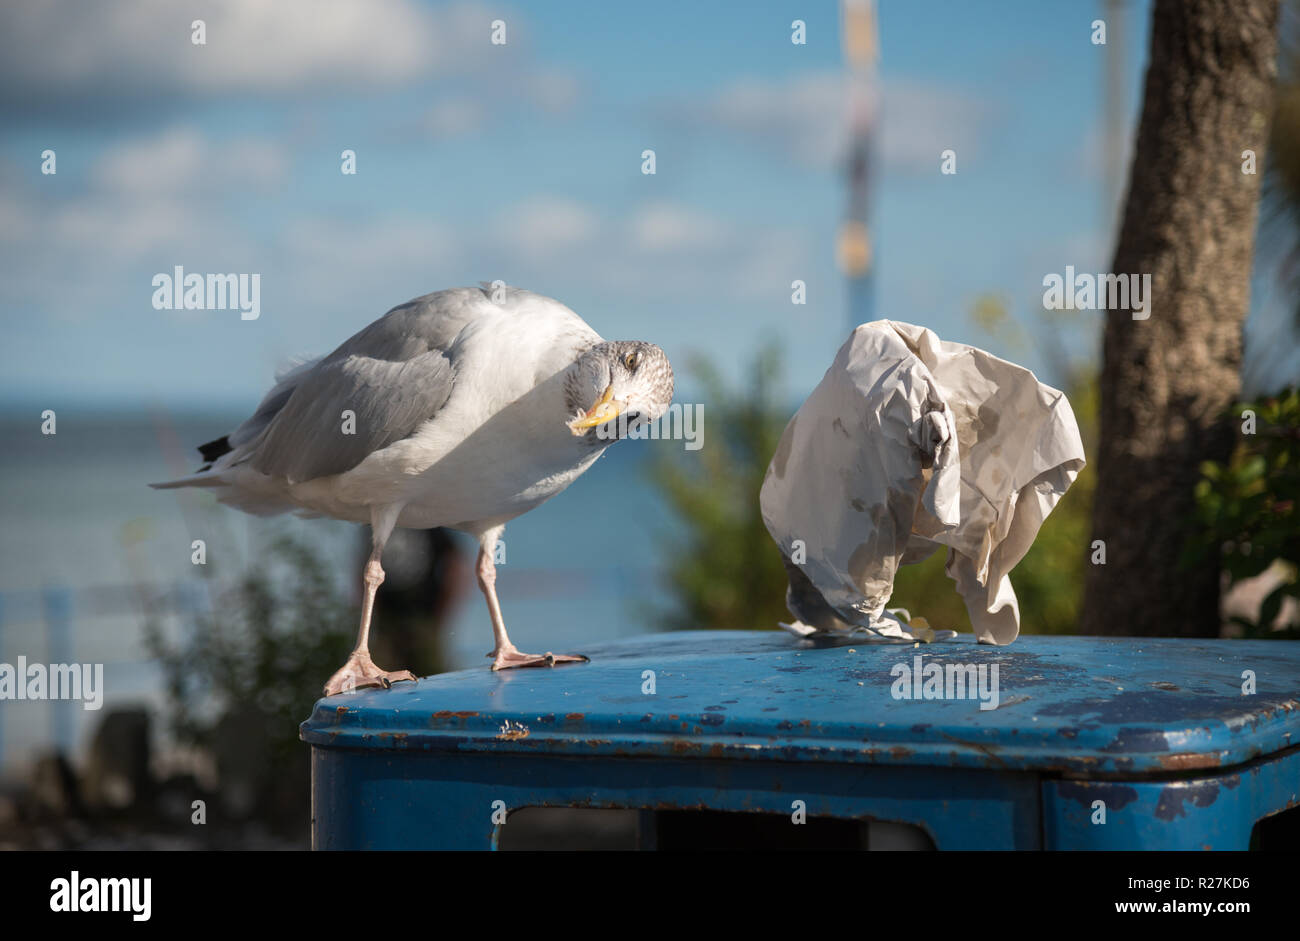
[225,355,322,453]
[246,351,456,482]
[226,287,491,483]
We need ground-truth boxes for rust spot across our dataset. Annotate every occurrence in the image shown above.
[939,733,1009,768]
[497,720,529,741]
[564,713,585,721]
[1156,752,1224,771]
[432,710,479,718]
[889,746,913,759]
[335,706,348,715]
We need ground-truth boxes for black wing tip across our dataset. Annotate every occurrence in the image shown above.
[197,435,232,463]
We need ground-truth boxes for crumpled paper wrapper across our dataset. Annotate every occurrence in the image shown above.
[760,320,1086,645]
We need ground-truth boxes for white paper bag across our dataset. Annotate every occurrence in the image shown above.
[760,320,1086,645]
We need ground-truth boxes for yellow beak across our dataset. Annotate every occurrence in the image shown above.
[567,383,624,435]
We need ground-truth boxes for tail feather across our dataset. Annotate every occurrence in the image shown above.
[152,354,320,506]
[197,435,232,463]
[150,473,228,490]
[152,468,299,518]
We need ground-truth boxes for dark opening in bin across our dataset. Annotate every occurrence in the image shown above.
[497,806,934,851]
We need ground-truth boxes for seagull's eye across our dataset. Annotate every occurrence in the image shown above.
[624,352,639,370]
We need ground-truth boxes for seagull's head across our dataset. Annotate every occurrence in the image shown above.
[566,341,674,439]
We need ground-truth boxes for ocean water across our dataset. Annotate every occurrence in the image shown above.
[0,408,681,776]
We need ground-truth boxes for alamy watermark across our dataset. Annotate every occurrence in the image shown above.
[1042,265,1151,320]
[890,655,1000,711]
[596,402,704,450]
[50,871,150,921]
[152,266,260,320]
[0,658,104,710]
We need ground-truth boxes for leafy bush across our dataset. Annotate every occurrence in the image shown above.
[143,533,355,824]
[646,347,791,630]
[1188,387,1300,637]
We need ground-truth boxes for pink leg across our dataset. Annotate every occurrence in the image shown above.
[323,514,418,696]
[477,546,588,671]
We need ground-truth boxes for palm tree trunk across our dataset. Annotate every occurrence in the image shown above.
[1082,0,1280,636]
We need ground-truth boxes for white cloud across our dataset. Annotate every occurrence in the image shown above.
[678,72,993,174]
[617,203,808,302]
[498,197,600,261]
[281,214,462,285]
[418,67,584,141]
[0,103,808,337]
[880,83,995,171]
[0,182,242,322]
[702,72,847,168]
[630,204,729,253]
[633,205,802,301]
[529,70,582,115]
[422,98,485,140]
[0,127,291,320]
[0,0,493,104]
[249,196,808,355]
[93,127,289,194]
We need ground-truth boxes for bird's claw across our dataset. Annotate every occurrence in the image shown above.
[324,652,417,696]
[489,647,589,671]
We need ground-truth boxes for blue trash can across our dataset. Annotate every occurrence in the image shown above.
[300,630,1300,850]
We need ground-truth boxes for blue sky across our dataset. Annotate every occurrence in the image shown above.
[0,0,1157,412]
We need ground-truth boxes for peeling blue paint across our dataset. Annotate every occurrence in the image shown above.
[1155,781,1221,821]
[1055,780,1141,811]
[302,631,1300,850]
[303,631,1300,775]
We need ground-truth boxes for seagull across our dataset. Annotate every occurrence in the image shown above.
[153,285,674,695]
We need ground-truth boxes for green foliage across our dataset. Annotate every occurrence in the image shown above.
[1188,387,1300,637]
[646,347,792,630]
[143,533,355,765]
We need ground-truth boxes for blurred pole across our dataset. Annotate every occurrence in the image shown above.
[43,587,75,755]
[840,0,879,328]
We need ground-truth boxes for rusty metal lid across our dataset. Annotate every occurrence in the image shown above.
[299,630,1300,775]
